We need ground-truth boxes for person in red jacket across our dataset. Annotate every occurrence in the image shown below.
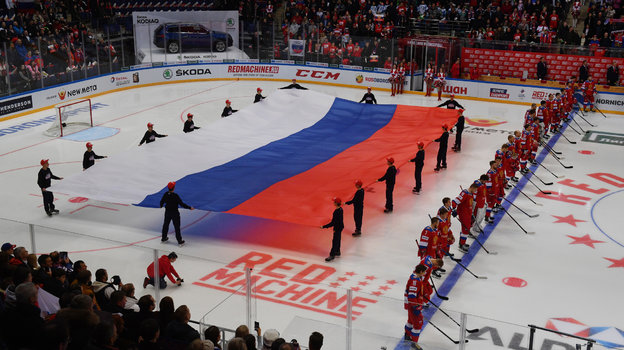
[469,63,480,80]
[144,252,183,289]
[452,183,477,252]
[417,217,439,259]
[450,58,461,78]
[404,264,427,349]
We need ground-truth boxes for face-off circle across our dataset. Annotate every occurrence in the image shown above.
[578,150,595,155]
[502,277,527,288]
[68,197,89,203]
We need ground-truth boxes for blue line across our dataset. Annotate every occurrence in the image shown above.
[395,106,575,349]
[590,188,624,248]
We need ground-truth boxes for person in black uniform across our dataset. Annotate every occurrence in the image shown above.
[83,142,107,170]
[221,100,238,117]
[436,94,464,109]
[160,182,194,246]
[452,110,465,152]
[37,159,63,216]
[345,180,364,236]
[183,113,200,133]
[359,87,377,104]
[434,124,449,172]
[377,157,397,213]
[139,123,167,146]
[409,142,425,194]
[279,79,308,90]
[321,197,344,262]
[254,88,266,103]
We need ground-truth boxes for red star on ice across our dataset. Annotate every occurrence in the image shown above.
[358,281,369,286]
[604,257,624,268]
[365,275,377,280]
[386,280,397,285]
[337,277,349,282]
[371,291,383,296]
[351,286,361,292]
[329,282,341,288]
[552,214,586,227]
[345,272,356,276]
[566,234,604,249]
[379,285,390,291]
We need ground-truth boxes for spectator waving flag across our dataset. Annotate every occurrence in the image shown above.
[52,90,459,226]
[288,39,306,57]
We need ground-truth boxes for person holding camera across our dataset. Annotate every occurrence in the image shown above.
[144,252,183,289]
[93,268,123,307]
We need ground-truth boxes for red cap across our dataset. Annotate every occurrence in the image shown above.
[458,109,464,114]
[355,179,363,187]
[167,182,176,190]
[367,86,372,90]
[333,197,342,205]
[40,159,49,166]
[187,113,193,118]
[450,94,455,98]
[442,124,449,129]
[386,157,394,164]
[147,122,154,128]
[86,142,93,148]
[257,88,262,92]
[226,100,231,104]
[417,141,425,148]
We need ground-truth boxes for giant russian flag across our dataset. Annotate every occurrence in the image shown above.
[52,90,459,226]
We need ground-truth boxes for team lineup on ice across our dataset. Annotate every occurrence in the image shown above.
[0,78,623,350]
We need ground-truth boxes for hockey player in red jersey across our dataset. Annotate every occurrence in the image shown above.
[452,183,478,252]
[404,264,427,349]
[418,217,439,258]
[551,92,563,132]
[435,208,451,275]
[485,160,500,224]
[471,174,489,235]
[524,103,537,125]
[581,75,597,112]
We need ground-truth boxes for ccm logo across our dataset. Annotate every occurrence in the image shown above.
[295,69,340,80]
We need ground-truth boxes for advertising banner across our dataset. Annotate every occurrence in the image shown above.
[132,11,244,64]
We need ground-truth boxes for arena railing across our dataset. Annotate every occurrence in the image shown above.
[1,216,616,350]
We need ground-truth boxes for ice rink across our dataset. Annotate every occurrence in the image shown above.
[1,79,623,350]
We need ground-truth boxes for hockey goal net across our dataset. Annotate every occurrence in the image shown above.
[44,99,93,137]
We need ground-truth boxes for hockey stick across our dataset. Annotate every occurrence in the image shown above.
[462,217,498,255]
[500,206,535,234]
[562,119,582,135]
[594,105,608,119]
[538,163,565,178]
[522,172,552,194]
[570,116,586,133]
[548,152,574,169]
[428,321,467,344]
[556,129,577,144]
[510,182,543,206]
[430,277,449,301]
[526,167,553,185]
[427,298,479,333]
[444,250,487,279]
[574,110,596,127]
[502,197,539,218]
[540,140,562,155]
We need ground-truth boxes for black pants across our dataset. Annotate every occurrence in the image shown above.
[162,211,183,243]
[454,130,463,150]
[330,228,343,256]
[385,184,394,210]
[414,166,423,191]
[148,276,167,289]
[42,190,55,214]
[353,206,363,231]
[436,150,447,168]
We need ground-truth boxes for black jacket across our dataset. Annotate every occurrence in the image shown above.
[455,115,465,132]
[359,92,377,104]
[536,61,548,79]
[183,120,199,133]
[410,150,425,168]
[83,150,105,170]
[435,131,449,150]
[165,320,200,344]
[160,191,191,213]
[378,165,397,185]
[607,65,619,85]
[579,64,590,82]
[139,130,166,145]
[345,188,364,209]
[437,99,464,109]
[254,93,265,103]
[221,106,238,117]
[322,207,344,230]
[279,83,308,90]
[38,167,61,189]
